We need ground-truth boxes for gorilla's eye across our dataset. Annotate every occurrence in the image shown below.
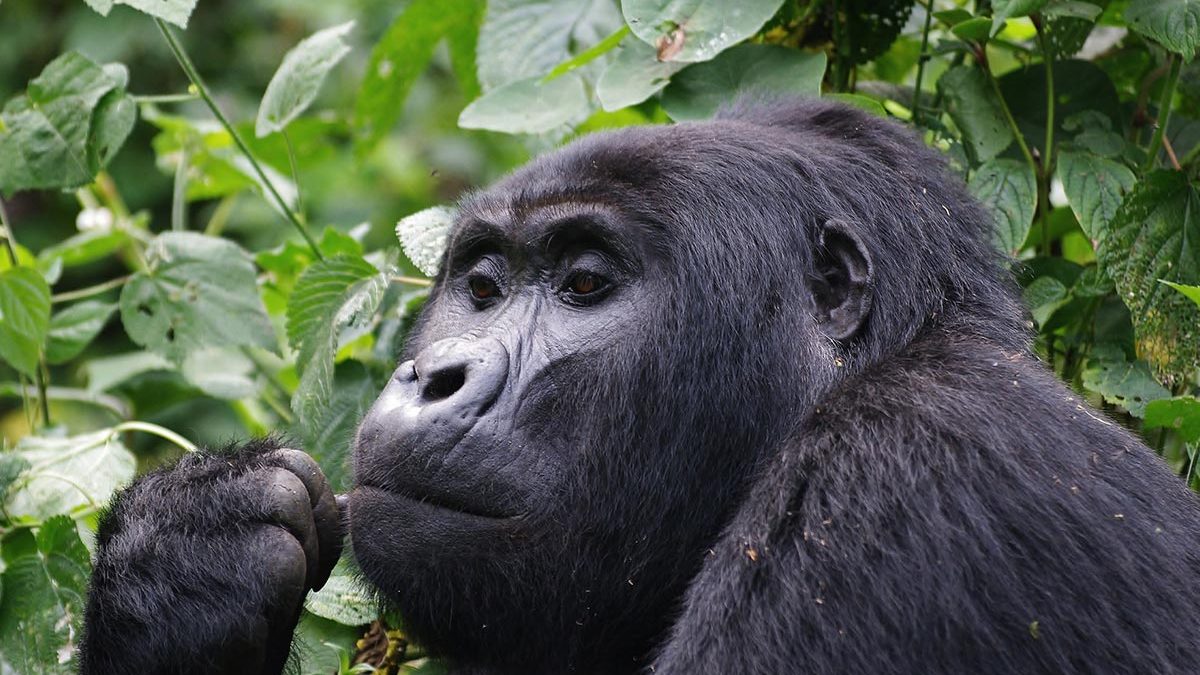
[469,276,500,301]
[560,270,610,304]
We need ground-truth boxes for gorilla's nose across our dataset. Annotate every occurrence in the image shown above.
[405,337,508,415]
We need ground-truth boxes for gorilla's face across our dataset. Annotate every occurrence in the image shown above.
[347,123,859,668]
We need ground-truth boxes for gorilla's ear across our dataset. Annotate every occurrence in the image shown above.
[811,219,873,340]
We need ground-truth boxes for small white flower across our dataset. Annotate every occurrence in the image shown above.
[76,207,114,233]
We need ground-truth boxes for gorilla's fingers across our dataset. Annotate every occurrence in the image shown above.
[252,467,320,589]
[266,448,343,589]
[253,525,308,674]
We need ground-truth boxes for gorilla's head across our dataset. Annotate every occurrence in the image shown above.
[348,99,1020,671]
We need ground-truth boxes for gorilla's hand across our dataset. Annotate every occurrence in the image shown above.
[79,443,343,675]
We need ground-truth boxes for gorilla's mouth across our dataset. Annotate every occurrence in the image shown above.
[354,482,519,520]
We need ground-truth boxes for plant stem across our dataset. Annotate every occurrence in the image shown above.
[131,92,200,104]
[912,0,935,126]
[36,360,52,427]
[1142,54,1181,174]
[155,19,323,259]
[391,275,433,287]
[171,147,190,231]
[1035,18,1055,256]
[982,53,1039,185]
[205,195,238,236]
[0,197,19,264]
[51,275,131,303]
[282,129,305,221]
[113,420,198,452]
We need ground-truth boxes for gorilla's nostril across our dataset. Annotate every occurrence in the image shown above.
[422,367,467,401]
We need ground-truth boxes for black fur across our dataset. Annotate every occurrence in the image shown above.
[81,99,1200,675]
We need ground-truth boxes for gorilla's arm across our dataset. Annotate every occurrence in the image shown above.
[79,440,343,675]
[654,332,1200,675]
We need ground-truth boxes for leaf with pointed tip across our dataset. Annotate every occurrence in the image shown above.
[1126,0,1200,60]
[397,205,455,276]
[1055,150,1135,239]
[257,22,354,138]
[623,0,785,63]
[968,158,1037,254]
[46,301,116,364]
[0,267,51,377]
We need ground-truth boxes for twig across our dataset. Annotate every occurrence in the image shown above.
[155,19,323,259]
[912,0,934,126]
[1142,54,1181,174]
[51,275,131,303]
[391,275,433,287]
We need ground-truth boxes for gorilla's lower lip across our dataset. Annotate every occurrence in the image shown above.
[355,482,519,520]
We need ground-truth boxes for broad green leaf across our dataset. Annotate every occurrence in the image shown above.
[0,455,31,504]
[0,267,51,377]
[661,45,826,121]
[0,52,133,193]
[396,205,456,276]
[1144,396,1200,443]
[355,0,481,150]
[1097,171,1200,381]
[999,60,1122,155]
[38,227,133,269]
[180,348,258,400]
[120,232,276,363]
[623,0,785,62]
[1161,280,1200,308]
[937,65,1014,164]
[4,430,136,522]
[1055,150,1136,239]
[82,0,197,28]
[1126,0,1200,61]
[825,93,889,117]
[477,0,622,90]
[1023,276,1070,327]
[293,612,361,675]
[1043,1,1107,58]
[0,516,90,674]
[1081,345,1170,417]
[46,300,116,364]
[294,361,381,492]
[287,255,388,430]
[596,34,685,111]
[991,0,1049,35]
[1043,1,1104,20]
[305,566,377,625]
[459,74,589,134]
[84,351,172,393]
[952,17,995,42]
[256,22,355,138]
[968,158,1037,254]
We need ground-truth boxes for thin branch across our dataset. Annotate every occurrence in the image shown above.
[912,0,935,126]
[1142,54,1181,174]
[155,19,323,259]
[391,275,433,287]
[0,197,19,265]
[51,275,131,303]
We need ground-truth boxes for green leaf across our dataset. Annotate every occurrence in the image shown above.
[937,65,1014,164]
[1055,150,1136,239]
[477,0,622,90]
[294,361,381,492]
[83,0,198,28]
[119,232,276,363]
[355,0,482,149]
[999,60,1121,156]
[1097,171,1200,381]
[180,348,258,400]
[0,267,51,378]
[991,0,1048,35]
[1043,1,1106,58]
[459,74,590,134]
[1161,280,1200,308]
[256,22,354,138]
[825,93,889,117]
[46,300,117,364]
[1144,396,1200,443]
[596,34,686,111]
[623,0,785,63]
[396,205,456,276]
[661,45,826,121]
[4,430,136,522]
[287,255,388,430]
[952,17,995,42]
[0,516,90,674]
[1043,1,1104,20]
[1126,0,1200,61]
[0,52,133,193]
[968,158,1037,254]
[304,566,377,625]
[1081,345,1171,417]
[0,455,31,504]
[1023,276,1071,327]
[84,351,173,393]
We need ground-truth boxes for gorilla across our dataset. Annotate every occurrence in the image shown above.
[81,99,1200,674]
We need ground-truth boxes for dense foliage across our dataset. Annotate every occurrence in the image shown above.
[0,0,1197,672]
